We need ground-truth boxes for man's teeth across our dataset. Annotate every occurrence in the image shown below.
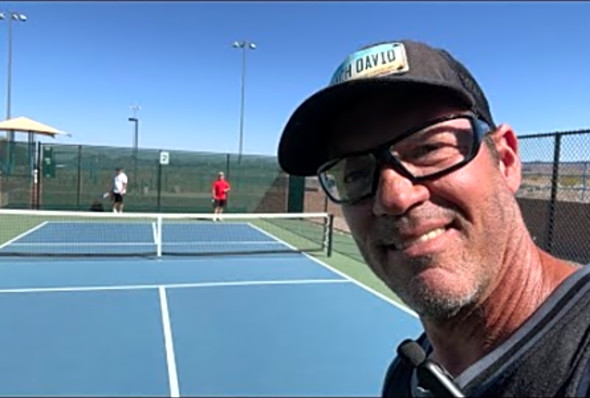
[397,228,445,250]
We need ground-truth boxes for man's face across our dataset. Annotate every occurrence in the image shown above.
[330,94,521,320]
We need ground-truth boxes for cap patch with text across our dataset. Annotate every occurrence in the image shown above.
[329,42,409,86]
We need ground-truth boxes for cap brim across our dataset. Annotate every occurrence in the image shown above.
[278,78,474,176]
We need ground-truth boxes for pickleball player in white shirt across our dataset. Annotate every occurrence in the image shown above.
[112,167,128,213]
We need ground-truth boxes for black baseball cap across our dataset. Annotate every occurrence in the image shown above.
[278,40,495,176]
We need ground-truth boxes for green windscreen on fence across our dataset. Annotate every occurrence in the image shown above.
[0,140,35,208]
[288,175,305,213]
[0,141,298,214]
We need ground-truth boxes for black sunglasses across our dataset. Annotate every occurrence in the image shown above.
[317,113,492,205]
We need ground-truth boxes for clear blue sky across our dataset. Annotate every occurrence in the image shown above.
[2,1,590,159]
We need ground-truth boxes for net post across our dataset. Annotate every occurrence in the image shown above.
[156,215,163,257]
[326,213,334,257]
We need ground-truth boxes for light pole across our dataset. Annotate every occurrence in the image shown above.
[232,40,256,163]
[129,103,140,150]
[128,103,140,186]
[0,11,27,143]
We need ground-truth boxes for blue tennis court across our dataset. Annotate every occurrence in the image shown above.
[0,213,422,396]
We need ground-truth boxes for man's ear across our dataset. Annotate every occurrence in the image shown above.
[489,124,521,193]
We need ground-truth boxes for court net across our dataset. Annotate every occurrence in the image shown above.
[0,209,334,257]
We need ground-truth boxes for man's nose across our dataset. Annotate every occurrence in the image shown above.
[372,166,429,216]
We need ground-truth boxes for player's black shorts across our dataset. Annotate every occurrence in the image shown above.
[113,193,124,203]
[213,199,227,208]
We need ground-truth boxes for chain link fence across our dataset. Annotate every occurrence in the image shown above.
[517,129,590,264]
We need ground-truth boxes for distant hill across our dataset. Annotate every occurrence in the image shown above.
[522,161,590,176]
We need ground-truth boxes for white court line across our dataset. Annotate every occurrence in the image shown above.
[158,287,180,398]
[0,278,351,294]
[0,222,49,250]
[246,223,418,318]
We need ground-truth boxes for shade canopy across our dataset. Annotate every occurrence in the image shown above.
[0,116,70,138]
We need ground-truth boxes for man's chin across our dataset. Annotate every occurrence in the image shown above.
[399,278,479,321]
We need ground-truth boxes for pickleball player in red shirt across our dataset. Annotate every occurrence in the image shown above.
[212,171,231,221]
